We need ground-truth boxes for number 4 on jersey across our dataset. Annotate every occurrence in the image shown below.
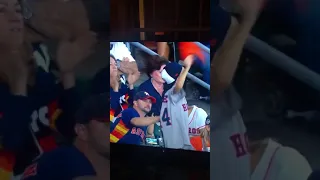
[161,108,172,126]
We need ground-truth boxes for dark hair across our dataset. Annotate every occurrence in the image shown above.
[110,54,116,61]
[145,55,168,77]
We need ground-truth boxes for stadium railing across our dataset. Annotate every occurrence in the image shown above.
[130,42,210,91]
[245,35,320,91]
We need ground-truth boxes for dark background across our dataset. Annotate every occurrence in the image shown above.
[110,0,210,40]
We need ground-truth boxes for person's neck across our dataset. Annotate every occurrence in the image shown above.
[151,78,163,88]
[75,141,110,173]
[134,106,146,117]
[250,140,268,174]
[110,77,119,91]
[151,78,163,95]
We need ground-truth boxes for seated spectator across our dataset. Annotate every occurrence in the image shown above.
[0,39,90,179]
[21,93,109,180]
[110,91,160,145]
[188,106,210,152]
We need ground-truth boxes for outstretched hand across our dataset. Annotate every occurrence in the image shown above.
[119,57,139,74]
[127,72,140,86]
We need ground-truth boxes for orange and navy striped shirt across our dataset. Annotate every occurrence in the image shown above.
[110,108,147,145]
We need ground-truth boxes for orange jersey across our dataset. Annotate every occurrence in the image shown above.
[190,136,210,151]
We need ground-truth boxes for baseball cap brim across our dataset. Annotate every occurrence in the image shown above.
[140,96,156,103]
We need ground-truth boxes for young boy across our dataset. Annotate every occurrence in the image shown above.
[160,56,194,150]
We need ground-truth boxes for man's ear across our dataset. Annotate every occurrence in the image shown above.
[74,123,88,141]
[133,100,138,107]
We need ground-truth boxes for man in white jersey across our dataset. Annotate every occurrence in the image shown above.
[246,121,312,180]
[188,105,208,136]
[160,56,194,150]
[211,0,264,179]
[187,105,210,151]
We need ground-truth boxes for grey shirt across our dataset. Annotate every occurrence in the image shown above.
[160,86,193,150]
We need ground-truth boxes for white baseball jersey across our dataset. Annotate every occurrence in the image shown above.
[188,105,208,136]
[160,86,193,150]
[251,139,312,180]
[210,86,250,180]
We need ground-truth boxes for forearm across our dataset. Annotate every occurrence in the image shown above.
[211,17,255,94]
[147,124,155,137]
[131,116,159,126]
[174,58,192,93]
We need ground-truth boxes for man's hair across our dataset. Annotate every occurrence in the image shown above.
[145,55,167,77]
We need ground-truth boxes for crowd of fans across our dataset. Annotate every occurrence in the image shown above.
[109,42,211,152]
[0,0,109,180]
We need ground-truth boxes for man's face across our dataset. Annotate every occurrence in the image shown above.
[0,0,23,47]
[151,64,166,83]
[87,120,110,159]
[136,99,152,114]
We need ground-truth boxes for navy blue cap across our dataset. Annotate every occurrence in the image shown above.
[163,62,183,81]
[134,91,156,103]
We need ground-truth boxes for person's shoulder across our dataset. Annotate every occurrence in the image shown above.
[196,107,208,116]
[21,147,70,180]
[138,79,152,89]
[122,108,138,116]
[39,146,77,161]
[275,146,312,178]
[276,146,309,164]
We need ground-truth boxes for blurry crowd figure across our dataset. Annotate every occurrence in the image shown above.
[211,0,314,180]
[0,0,109,179]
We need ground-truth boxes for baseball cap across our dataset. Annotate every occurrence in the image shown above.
[161,62,183,84]
[75,93,109,124]
[134,91,156,103]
